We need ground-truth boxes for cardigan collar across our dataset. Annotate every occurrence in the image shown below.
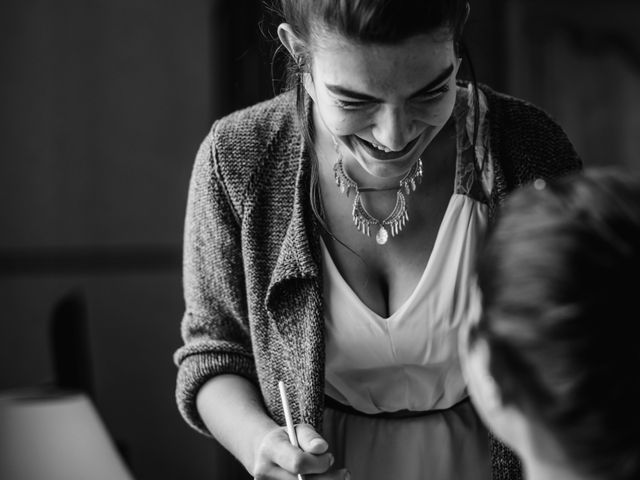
[266,91,322,317]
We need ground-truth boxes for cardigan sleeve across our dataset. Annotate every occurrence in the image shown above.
[173,123,257,436]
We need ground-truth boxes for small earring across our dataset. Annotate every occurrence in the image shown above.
[331,135,339,153]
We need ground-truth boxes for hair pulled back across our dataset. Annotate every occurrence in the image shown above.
[272,0,470,88]
[278,0,468,46]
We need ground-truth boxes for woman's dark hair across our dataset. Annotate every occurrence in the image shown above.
[264,0,475,244]
[471,167,640,480]
[276,0,469,48]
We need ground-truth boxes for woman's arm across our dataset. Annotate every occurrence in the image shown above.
[178,126,348,479]
[175,125,256,436]
[197,374,346,479]
[197,374,278,472]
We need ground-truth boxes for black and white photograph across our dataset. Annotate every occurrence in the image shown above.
[1,1,639,479]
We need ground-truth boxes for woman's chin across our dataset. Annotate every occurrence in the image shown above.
[360,159,415,179]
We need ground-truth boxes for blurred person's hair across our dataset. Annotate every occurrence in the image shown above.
[471,167,640,480]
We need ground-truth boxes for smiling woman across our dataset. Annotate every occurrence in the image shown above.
[289,31,459,179]
[173,2,583,480]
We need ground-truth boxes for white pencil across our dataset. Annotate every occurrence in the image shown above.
[278,380,304,480]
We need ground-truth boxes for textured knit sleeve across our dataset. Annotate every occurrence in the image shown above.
[174,124,256,436]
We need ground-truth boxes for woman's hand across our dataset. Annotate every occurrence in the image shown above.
[195,376,349,479]
[252,423,350,479]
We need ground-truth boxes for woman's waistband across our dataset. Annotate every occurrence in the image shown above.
[324,394,470,419]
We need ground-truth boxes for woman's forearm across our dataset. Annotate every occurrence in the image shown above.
[196,374,278,474]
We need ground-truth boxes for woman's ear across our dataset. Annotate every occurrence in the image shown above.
[466,338,535,460]
[460,323,533,456]
[277,23,305,64]
[464,338,503,416]
[276,23,317,102]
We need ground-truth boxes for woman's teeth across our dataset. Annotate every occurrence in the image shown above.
[370,140,392,152]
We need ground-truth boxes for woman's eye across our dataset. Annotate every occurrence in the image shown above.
[414,84,450,103]
[334,99,372,110]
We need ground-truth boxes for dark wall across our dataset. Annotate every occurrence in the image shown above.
[0,1,249,479]
[503,0,640,169]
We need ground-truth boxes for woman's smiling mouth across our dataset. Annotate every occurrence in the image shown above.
[353,133,422,160]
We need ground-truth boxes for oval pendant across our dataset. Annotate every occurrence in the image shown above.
[375,226,389,245]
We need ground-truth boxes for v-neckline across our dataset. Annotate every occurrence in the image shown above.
[319,84,479,320]
[320,194,458,321]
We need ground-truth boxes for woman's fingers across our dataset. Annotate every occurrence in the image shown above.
[253,425,351,479]
[259,427,333,476]
[296,423,329,454]
[253,468,350,480]
[269,436,334,474]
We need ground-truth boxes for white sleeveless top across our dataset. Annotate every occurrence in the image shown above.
[321,83,495,480]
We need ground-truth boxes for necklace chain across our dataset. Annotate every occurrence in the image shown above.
[332,148,423,245]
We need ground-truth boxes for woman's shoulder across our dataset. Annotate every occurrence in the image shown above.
[478,83,561,130]
[478,82,582,181]
[202,89,301,171]
[209,89,299,157]
[461,81,575,147]
[192,89,303,210]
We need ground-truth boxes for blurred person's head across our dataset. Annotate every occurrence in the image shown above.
[460,168,640,480]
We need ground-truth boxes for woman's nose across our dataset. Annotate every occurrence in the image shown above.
[372,106,416,152]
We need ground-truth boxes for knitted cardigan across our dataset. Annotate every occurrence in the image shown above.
[174,83,582,480]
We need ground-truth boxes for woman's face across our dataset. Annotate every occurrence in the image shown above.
[304,29,460,179]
